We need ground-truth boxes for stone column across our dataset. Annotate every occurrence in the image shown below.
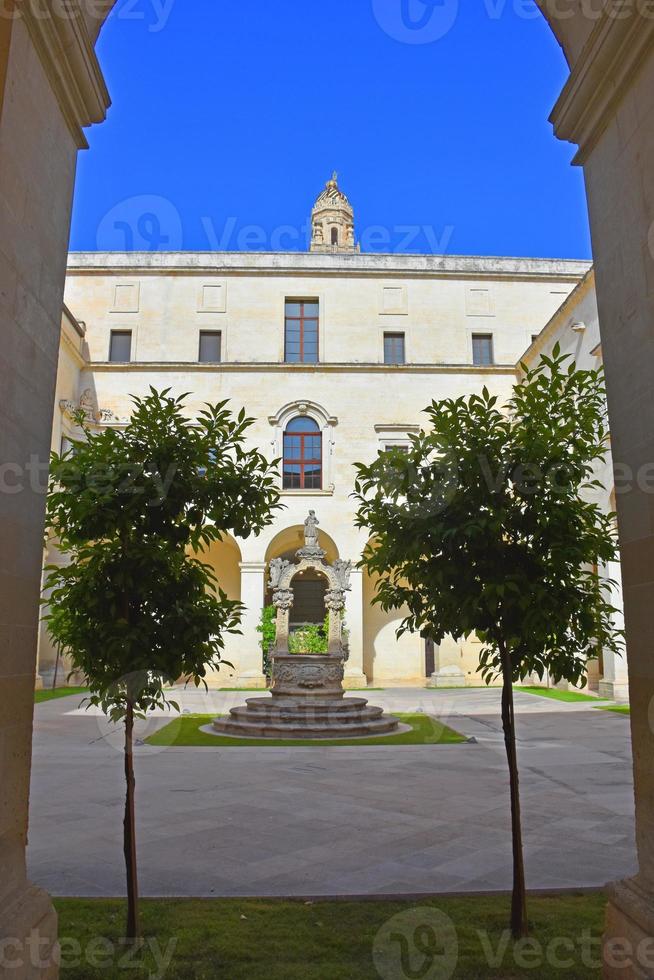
[274,592,293,655]
[326,600,343,656]
[228,562,267,689]
[598,561,630,702]
[0,11,109,976]
[343,568,367,689]
[551,21,654,976]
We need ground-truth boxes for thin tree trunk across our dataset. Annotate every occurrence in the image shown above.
[52,644,60,691]
[500,644,528,939]
[124,700,140,940]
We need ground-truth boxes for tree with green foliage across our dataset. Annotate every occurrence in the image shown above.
[44,389,280,940]
[354,348,622,939]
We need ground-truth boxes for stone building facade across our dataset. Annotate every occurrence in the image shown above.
[37,179,610,692]
[522,268,628,701]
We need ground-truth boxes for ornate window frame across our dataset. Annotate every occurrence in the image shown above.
[269,400,337,494]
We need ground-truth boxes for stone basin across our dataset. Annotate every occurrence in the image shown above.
[270,654,345,699]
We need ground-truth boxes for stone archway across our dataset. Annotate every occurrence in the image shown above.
[265,523,340,566]
[2,5,654,976]
[269,512,351,657]
[264,524,340,629]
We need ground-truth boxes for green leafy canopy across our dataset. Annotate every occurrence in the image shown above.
[44,389,282,719]
[354,348,623,687]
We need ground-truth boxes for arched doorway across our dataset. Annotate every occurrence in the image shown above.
[265,524,340,566]
[274,558,328,627]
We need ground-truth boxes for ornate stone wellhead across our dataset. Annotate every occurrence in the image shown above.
[213,511,399,736]
[268,511,351,656]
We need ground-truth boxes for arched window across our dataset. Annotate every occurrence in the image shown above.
[283,417,322,490]
[331,227,339,246]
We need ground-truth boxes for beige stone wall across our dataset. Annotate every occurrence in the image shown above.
[64,253,587,369]
[49,254,589,687]
[520,271,628,700]
[36,311,89,685]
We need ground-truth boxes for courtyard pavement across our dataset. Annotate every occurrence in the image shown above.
[27,688,637,898]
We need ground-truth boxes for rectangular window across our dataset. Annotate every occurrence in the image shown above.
[472,333,494,366]
[283,418,323,490]
[109,330,132,363]
[285,300,319,364]
[384,332,405,365]
[199,330,222,363]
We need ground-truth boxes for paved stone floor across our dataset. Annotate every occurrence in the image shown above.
[27,688,637,898]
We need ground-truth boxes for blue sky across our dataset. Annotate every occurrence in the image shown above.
[70,0,591,258]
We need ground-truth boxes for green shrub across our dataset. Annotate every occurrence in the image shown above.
[288,619,329,654]
[259,609,347,657]
[257,605,277,677]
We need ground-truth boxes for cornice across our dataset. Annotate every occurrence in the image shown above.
[86,361,517,376]
[67,251,591,283]
[551,11,654,165]
[21,0,110,149]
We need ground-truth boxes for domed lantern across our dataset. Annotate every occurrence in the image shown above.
[310,172,360,254]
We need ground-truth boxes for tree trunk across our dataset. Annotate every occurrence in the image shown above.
[124,700,140,940]
[500,646,528,939]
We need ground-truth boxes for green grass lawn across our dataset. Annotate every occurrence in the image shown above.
[515,686,606,704]
[596,704,631,715]
[34,686,87,704]
[54,893,607,979]
[145,712,467,748]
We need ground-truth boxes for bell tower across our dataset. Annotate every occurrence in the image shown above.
[310,173,359,253]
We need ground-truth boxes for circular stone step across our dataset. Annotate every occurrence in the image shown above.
[227,704,385,726]
[214,655,400,740]
[242,697,374,718]
[245,697,370,712]
[212,713,401,740]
